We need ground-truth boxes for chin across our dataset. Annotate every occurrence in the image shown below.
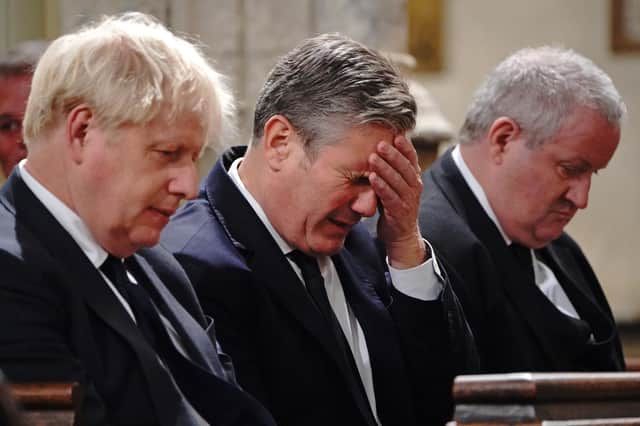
[531,231,563,248]
[309,240,345,256]
[129,230,162,250]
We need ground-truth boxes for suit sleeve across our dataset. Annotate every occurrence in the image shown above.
[141,245,244,386]
[172,251,270,402]
[0,250,111,425]
[364,231,479,424]
[388,263,479,425]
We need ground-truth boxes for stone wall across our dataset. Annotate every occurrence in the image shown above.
[56,0,407,171]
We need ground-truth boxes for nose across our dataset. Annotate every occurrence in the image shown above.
[565,175,591,210]
[169,163,199,200]
[350,187,378,218]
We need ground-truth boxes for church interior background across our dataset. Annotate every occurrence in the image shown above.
[2,0,639,355]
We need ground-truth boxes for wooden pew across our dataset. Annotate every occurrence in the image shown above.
[626,357,640,372]
[451,372,640,426]
[7,383,81,426]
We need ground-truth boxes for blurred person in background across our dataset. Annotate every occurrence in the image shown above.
[0,40,48,179]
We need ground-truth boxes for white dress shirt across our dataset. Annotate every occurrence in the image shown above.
[229,157,443,424]
[451,146,580,319]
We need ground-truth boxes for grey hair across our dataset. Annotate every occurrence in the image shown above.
[0,40,49,77]
[459,46,626,147]
[23,12,234,150]
[252,33,416,156]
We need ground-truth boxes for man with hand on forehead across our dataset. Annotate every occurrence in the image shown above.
[163,33,477,426]
[0,13,275,426]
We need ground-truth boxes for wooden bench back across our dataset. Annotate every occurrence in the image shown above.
[452,372,640,426]
[0,383,80,426]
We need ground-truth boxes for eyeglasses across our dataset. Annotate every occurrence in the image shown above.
[0,114,23,137]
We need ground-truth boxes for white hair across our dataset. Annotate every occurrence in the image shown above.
[459,46,626,147]
[23,12,235,151]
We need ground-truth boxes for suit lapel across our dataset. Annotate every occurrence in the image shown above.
[541,245,616,343]
[126,254,275,425]
[543,245,601,312]
[332,248,412,426]
[1,171,185,426]
[126,254,227,377]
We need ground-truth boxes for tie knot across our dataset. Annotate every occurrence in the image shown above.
[100,255,129,286]
[509,243,533,276]
[287,250,322,283]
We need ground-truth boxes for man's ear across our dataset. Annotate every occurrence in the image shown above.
[487,116,521,164]
[262,114,298,171]
[66,104,93,164]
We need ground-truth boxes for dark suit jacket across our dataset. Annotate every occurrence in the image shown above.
[162,146,478,426]
[419,148,625,373]
[0,170,275,426]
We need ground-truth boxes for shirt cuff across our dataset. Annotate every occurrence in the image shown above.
[387,239,443,301]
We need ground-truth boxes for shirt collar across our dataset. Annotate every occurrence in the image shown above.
[19,159,109,267]
[227,156,295,255]
[451,145,511,245]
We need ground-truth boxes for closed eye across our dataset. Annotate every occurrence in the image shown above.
[353,175,370,186]
[347,171,371,186]
[154,149,181,161]
[559,162,591,179]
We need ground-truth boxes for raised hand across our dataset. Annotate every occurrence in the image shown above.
[368,133,427,268]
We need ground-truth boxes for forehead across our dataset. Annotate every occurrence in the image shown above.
[314,124,395,169]
[115,112,205,148]
[542,107,619,168]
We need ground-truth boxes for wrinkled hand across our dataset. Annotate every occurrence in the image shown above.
[368,134,427,269]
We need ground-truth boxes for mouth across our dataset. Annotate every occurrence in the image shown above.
[555,207,576,216]
[328,217,359,230]
[149,206,176,219]
[551,209,576,222]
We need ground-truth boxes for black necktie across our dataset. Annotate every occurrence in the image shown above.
[288,250,339,326]
[100,255,169,349]
[287,251,375,422]
[510,243,534,281]
[287,251,362,369]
